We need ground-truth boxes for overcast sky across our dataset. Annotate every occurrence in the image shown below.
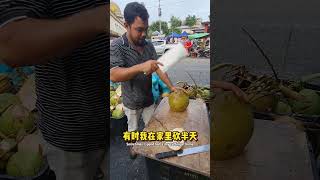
[113,0,210,24]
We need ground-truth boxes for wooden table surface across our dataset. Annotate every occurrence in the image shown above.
[212,119,315,180]
[133,97,210,177]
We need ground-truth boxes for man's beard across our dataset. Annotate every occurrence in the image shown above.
[136,38,146,46]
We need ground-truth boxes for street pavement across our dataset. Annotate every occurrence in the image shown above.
[167,57,210,87]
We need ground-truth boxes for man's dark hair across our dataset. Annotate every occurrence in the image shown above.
[124,2,149,25]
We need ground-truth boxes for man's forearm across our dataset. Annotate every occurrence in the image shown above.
[212,81,229,89]
[110,65,143,82]
[156,69,174,90]
[0,5,109,67]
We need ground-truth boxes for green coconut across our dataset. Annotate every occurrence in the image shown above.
[212,91,254,160]
[6,150,43,177]
[200,89,210,99]
[0,160,6,171]
[249,94,277,112]
[112,109,124,119]
[1,151,14,163]
[0,104,32,137]
[110,91,116,98]
[0,139,17,161]
[203,89,210,96]
[168,90,190,112]
[24,112,36,133]
[116,86,122,96]
[0,93,20,113]
[274,101,292,115]
[290,89,320,115]
[18,134,41,154]
[110,95,119,106]
[0,139,16,153]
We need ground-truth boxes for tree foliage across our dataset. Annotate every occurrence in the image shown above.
[185,15,197,27]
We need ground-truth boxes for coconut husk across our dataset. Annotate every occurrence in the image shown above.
[0,139,17,160]
[17,74,36,112]
[18,134,42,154]
[0,104,34,137]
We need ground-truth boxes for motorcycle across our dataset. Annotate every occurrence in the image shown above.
[196,47,210,58]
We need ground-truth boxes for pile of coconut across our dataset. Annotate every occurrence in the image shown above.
[110,85,125,119]
[0,74,44,178]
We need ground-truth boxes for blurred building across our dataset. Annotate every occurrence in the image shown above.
[110,1,126,41]
[178,19,210,34]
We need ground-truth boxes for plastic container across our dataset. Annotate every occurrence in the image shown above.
[157,43,188,73]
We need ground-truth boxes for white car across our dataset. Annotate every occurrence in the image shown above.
[152,40,177,56]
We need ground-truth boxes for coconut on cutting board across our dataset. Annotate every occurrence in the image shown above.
[132,97,210,177]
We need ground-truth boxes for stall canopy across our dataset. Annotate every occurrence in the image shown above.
[168,32,181,38]
[180,31,189,37]
[188,33,209,40]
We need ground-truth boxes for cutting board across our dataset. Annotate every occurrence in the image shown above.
[132,97,210,177]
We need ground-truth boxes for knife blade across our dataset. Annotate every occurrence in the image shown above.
[155,144,210,159]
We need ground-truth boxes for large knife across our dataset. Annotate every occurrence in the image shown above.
[155,144,210,159]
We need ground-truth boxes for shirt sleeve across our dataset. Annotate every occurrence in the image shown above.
[110,42,126,69]
[0,0,49,28]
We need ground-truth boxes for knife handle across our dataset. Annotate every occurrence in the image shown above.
[155,150,181,159]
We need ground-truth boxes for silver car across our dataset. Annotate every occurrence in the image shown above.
[152,40,177,56]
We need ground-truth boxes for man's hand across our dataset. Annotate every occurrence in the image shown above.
[139,60,163,75]
[170,86,177,92]
[228,84,249,103]
[110,60,162,82]
[212,81,249,102]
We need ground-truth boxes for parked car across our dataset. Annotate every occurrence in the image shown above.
[151,40,177,56]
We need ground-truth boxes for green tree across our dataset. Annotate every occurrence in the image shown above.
[169,16,182,34]
[171,28,181,34]
[149,21,169,36]
[170,16,182,28]
[185,15,197,27]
